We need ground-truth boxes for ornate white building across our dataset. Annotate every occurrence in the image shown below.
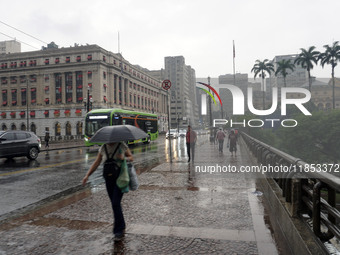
[0,43,168,139]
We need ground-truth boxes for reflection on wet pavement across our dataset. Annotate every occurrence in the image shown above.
[0,135,279,254]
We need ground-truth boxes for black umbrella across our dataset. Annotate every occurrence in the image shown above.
[89,125,148,143]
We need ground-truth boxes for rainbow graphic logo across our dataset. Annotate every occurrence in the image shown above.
[197,82,222,115]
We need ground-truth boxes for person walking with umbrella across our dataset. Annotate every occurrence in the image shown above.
[82,125,147,241]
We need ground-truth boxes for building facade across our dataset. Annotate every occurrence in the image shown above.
[269,54,308,88]
[0,43,168,139]
[0,40,21,55]
[164,56,199,128]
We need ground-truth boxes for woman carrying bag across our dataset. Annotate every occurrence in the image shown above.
[82,142,133,241]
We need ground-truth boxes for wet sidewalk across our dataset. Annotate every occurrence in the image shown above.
[0,138,279,255]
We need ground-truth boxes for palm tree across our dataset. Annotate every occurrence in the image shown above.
[251,59,274,109]
[319,41,340,109]
[275,59,295,87]
[294,46,320,92]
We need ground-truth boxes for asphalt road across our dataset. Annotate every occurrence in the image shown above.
[0,135,197,220]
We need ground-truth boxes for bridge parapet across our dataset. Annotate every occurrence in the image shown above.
[242,132,340,254]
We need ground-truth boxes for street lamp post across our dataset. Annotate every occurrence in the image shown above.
[84,86,92,112]
[26,78,29,131]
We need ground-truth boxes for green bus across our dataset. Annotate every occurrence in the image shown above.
[84,108,158,146]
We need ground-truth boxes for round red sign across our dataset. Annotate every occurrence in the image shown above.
[162,80,171,90]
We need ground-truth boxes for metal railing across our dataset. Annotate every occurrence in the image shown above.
[242,132,340,243]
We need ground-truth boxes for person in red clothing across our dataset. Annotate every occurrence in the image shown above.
[186,125,197,162]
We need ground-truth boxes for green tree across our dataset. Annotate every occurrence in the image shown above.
[319,41,340,109]
[277,110,340,163]
[294,46,320,92]
[274,59,295,87]
[251,59,274,110]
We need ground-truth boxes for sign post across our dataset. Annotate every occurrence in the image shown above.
[162,80,172,163]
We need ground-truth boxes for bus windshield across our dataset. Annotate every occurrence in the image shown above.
[85,114,110,136]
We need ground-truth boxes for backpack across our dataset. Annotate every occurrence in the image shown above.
[102,143,121,179]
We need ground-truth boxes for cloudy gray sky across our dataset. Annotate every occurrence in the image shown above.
[1,0,339,79]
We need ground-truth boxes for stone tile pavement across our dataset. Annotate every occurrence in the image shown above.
[0,138,280,255]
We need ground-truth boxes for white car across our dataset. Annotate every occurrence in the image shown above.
[179,129,186,137]
[166,129,179,139]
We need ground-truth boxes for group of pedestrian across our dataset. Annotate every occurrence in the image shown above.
[215,127,238,156]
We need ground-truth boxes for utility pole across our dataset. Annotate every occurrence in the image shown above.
[208,76,214,142]
[26,78,29,131]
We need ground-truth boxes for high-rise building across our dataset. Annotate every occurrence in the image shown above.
[0,43,168,138]
[0,40,21,55]
[163,56,198,128]
[270,54,308,88]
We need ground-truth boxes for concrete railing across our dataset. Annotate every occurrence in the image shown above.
[242,132,340,254]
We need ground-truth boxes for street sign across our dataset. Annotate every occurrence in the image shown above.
[162,80,171,90]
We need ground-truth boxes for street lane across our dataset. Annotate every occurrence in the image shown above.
[0,135,205,218]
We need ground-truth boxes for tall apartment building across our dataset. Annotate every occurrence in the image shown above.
[164,56,198,128]
[0,43,168,138]
[0,40,21,55]
[270,54,308,88]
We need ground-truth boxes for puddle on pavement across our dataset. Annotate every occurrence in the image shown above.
[29,216,108,230]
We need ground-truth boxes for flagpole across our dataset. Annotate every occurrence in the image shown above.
[233,40,236,86]
[118,31,120,54]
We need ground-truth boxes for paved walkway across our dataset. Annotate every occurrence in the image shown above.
[0,138,279,255]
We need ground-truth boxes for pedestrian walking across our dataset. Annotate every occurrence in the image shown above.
[82,142,133,241]
[186,125,197,162]
[44,132,50,149]
[215,127,226,153]
[228,130,238,156]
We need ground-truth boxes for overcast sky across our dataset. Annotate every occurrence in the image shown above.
[1,0,339,79]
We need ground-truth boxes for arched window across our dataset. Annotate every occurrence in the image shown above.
[317,103,324,111]
[30,123,36,134]
[11,124,17,130]
[76,121,83,135]
[65,122,72,136]
[21,123,26,130]
[55,122,61,136]
[1,124,7,130]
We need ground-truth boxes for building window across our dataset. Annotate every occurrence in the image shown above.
[55,58,60,64]
[44,59,49,65]
[2,90,7,106]
[76,56,81,62]
[11,89,17,106]
[55,123,61,136]
[10,76,17,84]
[21,88,26,105]
[87,71,92,79]
[65,122,72,136]
[76,71,83,103]
[87,54,92,61]
[65,72,73,103]
[103,55,106,62]
[66,57,70,63]
[76,121,83,135]
[30,75,37,83]
[30,88,36,105]
[55,73,62,104]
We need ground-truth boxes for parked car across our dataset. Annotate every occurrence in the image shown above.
[166,129,179,139]
[0,130,41,160]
